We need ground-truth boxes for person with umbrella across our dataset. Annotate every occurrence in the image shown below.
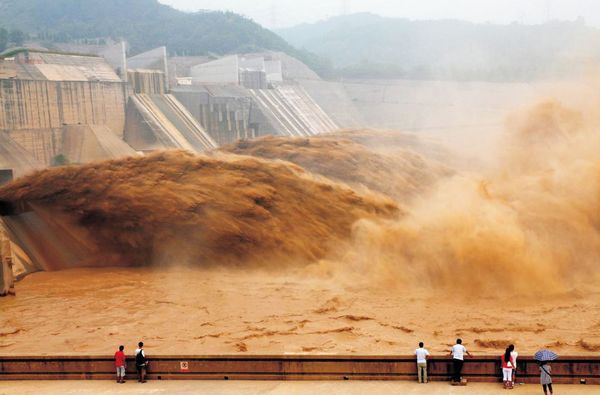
[535,349,557,395]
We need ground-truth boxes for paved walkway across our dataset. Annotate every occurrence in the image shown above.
[0,381,597,394]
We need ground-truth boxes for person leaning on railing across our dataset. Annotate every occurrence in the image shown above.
[449,338,472,383]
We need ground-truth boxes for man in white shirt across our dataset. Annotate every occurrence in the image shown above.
[414,342,430,383]
[449,338,472,383]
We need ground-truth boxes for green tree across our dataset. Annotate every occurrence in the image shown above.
[0,0,330,77]
[51,154,70,167]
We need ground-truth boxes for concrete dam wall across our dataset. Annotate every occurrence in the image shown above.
[0,79,128,166]
[0,202,112,274]
[125,93,217,152]
[173,84,338,144]
[5,124,137,166]
[248,85,338,137]
[60,124,137,163]
[0,50,343,173]
[0,51,129,169]
[0,50,344,178]
[0,79,126,136]
[0,132,44,177]
[173,86,256,146]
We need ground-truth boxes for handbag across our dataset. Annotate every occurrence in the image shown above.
[541,365,551,376]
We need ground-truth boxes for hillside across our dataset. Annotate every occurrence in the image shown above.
[277,13,600,81]
[0,0,330,74]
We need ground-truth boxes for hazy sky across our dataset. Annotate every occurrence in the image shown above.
[159,0,600,29]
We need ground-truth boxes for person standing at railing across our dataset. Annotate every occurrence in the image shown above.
[414,341,430,383]
[114,345,126,384]
[501,346,516,389]
[135,341,148,383]
[509,344,518,385]
[449,338,472,383]
[540,362,553,395]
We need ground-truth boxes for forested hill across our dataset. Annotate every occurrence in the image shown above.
[0,0,330,74]
[277,13,600,81]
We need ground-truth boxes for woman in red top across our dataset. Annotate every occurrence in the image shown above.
[501,346,515,389]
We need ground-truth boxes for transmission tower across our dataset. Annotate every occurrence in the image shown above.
[545,0,552,22]
[340,0,349,16]
[270,3,279,28]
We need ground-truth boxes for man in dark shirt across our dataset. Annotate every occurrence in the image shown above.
[135,341,148,383]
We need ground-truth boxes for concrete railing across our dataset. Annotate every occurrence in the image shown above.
[1,355,599,383]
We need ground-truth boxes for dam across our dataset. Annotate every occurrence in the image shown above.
[0,46,340,173]
[1,37,600,390]
[0,44,344,278]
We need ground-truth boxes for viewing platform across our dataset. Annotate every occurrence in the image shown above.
[1,355,599,384]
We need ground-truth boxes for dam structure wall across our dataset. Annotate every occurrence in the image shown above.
[184,52,339,139]
[172,85,255,146]
[123,52,217,152]
[0,47,342,279]
[0,47,342,176]
[0,50,129,170]
[247,84,337,137]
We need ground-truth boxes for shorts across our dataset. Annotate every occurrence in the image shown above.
[116,366,125,377]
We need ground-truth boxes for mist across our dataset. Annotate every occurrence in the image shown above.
[160,0,600,29]
[3,0,600,359]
